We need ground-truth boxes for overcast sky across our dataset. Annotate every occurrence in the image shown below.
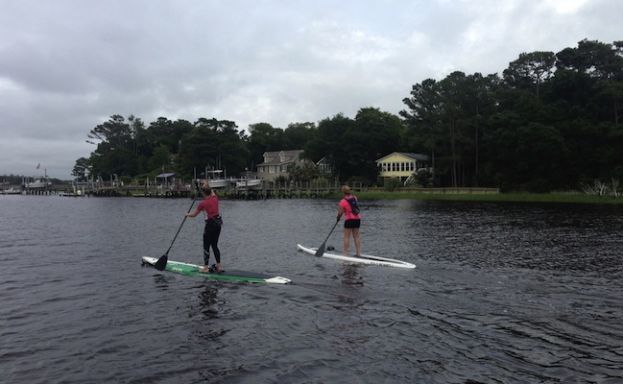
[0,0,620,179]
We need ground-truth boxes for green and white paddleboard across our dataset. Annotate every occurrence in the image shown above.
[141,256,291,284]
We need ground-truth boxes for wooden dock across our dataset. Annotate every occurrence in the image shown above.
[7,180,499,199]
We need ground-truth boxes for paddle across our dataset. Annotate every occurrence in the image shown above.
[315,218,340,257]
[154,182,201,271]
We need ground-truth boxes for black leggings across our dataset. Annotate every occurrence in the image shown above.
[203,221,221,265]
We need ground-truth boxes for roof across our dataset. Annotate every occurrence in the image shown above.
[259,149,304,165]
[156,172,176,178]
[376,152,430,163]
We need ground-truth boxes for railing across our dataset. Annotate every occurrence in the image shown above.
[368,186,500,194]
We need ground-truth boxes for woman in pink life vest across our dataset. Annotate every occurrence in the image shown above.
[336,185,361,256]
[186,180,223,273]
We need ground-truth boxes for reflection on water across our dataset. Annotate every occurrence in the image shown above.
[340,264,363,286]
[1,196,622,384]
[192,285,229,342]
[152,273,171,290]
[198,285,220,319]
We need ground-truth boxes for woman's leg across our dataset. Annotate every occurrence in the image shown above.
[211,226,221,266]
[202,225,211,266]
[352,228,361,256]
[343,228,352,255]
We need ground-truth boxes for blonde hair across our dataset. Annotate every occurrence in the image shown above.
[341,185,351,194]
[201,180,212,194]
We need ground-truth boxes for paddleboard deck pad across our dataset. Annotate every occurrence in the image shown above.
[141,256,291,284]
[297,244,416,269]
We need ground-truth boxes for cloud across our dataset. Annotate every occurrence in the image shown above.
[543,0,590,14]
[0,137,92,178]
[0,0,620,178]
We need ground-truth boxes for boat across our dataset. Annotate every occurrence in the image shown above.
[58,191,83,197]
[205,170,230,189]
[1,187,21,195]
[296,244,416,269]
[0,187,22,195]
[141,256,291,284]
[235,178,262,190]
[25,178,51,189]
[59,184,84,197]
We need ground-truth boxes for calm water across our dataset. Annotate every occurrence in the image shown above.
[1,195,622,384]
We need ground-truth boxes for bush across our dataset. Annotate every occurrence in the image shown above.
[414,169,433,187]
[383,178,402,191]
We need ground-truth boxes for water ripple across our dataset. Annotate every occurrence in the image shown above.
[1,197,623,383]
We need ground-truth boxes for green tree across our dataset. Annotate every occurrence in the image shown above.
[176,118,249,178]
[148,145,172,173]
[214,122,250,176]
[71,157,90,181]
[86,115,138,178]
[503,51,556,98]
[303,109,402,183]
[284,122,316,150]
[402,72,498,187]
[288,162,320,183]
[148,117,193,155]
[401,78,442,182]
[247,123,286,168]
[303,113,355,181]
[349,107,404,183]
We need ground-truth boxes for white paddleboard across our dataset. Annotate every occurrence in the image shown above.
[297,244,416,269]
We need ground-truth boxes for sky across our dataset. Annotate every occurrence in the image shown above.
[0,0,620,179]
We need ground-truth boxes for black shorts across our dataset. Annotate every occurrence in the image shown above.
[344,219,361,229]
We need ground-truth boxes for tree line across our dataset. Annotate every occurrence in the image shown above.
[74,39,623,192]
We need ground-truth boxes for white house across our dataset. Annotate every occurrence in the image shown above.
[256,150,307,181]
[315,156,333,175]
[376,152,430,183]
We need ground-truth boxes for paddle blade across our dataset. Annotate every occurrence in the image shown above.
[315,244,325,257]
[154,254,168,271]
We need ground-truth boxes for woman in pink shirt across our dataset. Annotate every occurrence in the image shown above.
[336,185,361,256]
[186,181,223,272]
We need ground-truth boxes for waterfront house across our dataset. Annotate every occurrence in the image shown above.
[315,156,333,175]
[156,172,176,188]
[376,152,430,184]
[257,150,308,181]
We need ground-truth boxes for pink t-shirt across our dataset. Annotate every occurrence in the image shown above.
[339,194,360,221]
[196,194,219,219]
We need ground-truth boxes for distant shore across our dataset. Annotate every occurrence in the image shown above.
[337,190,623,205]
[4,184,621,204]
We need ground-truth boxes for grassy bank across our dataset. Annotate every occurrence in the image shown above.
[335,191,623,204]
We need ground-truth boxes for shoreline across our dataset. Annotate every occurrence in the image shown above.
[345,191,623,204]
[4,188,622,205]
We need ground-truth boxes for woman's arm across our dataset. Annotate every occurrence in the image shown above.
[186,206,202,218]
[336,202,344,222]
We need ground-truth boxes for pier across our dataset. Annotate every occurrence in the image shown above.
[2,179,363,199]
[2,179,499,199]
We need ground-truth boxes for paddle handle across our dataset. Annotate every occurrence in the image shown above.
[315,219,340,256]
[164,186,199,256]
[322,219,339,244]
